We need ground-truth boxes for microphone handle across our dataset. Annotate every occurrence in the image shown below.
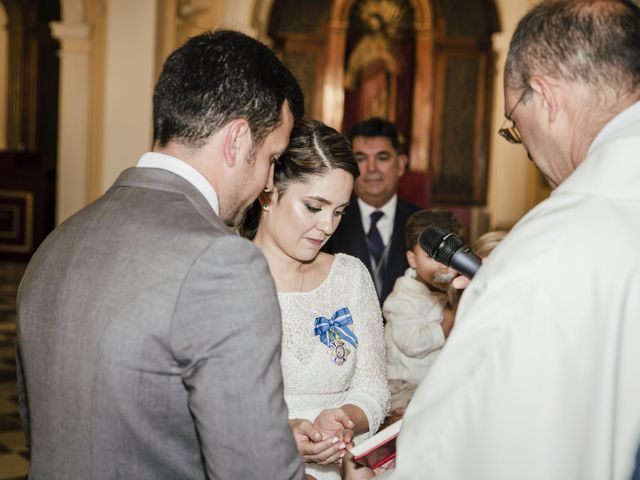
[450,247,482,279]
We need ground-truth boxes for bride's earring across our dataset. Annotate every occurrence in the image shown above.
[259,191,273,212]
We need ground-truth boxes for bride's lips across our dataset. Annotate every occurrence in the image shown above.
[306,237,324,247]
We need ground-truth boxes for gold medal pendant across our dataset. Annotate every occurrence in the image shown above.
[327,332,350,366]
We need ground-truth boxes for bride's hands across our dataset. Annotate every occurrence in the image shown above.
[289,418,349,465]
[303,408,355,465]
[313,408,355,444]
[288,408,356,465]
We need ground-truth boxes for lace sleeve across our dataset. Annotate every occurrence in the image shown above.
[341,256,390,435]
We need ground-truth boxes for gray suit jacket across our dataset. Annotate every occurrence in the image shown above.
[16,167,304,480]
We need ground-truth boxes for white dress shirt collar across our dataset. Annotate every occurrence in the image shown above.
[136,152,219,214]
[358,195,398,246]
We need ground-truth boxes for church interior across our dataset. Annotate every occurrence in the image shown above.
[0,0,546,477]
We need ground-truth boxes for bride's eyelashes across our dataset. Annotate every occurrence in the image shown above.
[305,204,347,218]
[305,204,322,213]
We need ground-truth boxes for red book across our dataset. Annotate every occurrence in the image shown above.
[350,419,402,471]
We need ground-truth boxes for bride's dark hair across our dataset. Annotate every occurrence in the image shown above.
[240,119,358,239]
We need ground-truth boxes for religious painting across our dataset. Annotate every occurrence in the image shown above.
[342,0,415,145]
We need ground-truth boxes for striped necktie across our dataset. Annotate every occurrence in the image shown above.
[367,210,385,264]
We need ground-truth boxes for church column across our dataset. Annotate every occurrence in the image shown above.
[322,20,348,129]
[487,0,535,230]
[50,21,91,223]
[410,26,434,171]
[218,0,258,36]
[0,5,8,150]
[100,0,158,192]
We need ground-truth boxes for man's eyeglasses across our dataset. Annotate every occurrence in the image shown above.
[498,89,529,144]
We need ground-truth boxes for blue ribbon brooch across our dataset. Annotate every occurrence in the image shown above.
[314,307,358,366]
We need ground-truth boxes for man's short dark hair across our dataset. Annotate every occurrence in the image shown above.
[153,29,304,149]
[505,0,640,94]
[347,117,402,152]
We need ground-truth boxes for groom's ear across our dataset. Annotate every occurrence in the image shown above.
[223,119,251,167]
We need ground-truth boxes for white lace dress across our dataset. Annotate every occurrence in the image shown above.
[278,253,390,480]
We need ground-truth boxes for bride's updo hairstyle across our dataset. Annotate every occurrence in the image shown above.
[274,119,358,195]
[240,119,358,239]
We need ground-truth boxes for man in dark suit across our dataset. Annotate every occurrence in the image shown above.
[325,117,420,304]
[16,30,307,480]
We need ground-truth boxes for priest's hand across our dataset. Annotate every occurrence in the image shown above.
[341,451,375,480]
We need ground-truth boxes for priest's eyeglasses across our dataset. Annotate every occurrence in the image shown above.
[497,89,529,144]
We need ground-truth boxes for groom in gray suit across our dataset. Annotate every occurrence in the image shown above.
[17,30,306,480]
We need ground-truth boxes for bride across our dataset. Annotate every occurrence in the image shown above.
[242,119,389,480]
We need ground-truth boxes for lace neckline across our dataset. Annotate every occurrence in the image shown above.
[277,254,343,297]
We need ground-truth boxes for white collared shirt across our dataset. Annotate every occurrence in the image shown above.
[358,195,398,246]
[136,152,219,214]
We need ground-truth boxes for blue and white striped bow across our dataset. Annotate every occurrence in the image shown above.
[313,307,358,347]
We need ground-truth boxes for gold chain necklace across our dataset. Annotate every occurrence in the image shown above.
[299,263,306,292]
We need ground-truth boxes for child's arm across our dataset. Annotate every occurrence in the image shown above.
[440,306,456,338]
[383,298,446,358]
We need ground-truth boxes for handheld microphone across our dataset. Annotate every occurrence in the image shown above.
[418,225,482,279]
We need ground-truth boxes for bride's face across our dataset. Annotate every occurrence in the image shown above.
[265,168,353,261]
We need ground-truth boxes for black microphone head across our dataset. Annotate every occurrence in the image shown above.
[418,225,464,267]
[418,225,446,258]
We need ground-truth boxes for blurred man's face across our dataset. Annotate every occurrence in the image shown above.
[352,136,407,208]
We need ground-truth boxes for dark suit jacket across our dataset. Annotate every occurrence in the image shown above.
[16,167,304,480]
[325,196,420,304]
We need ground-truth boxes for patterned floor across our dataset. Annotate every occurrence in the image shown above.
[0,262,28,480]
